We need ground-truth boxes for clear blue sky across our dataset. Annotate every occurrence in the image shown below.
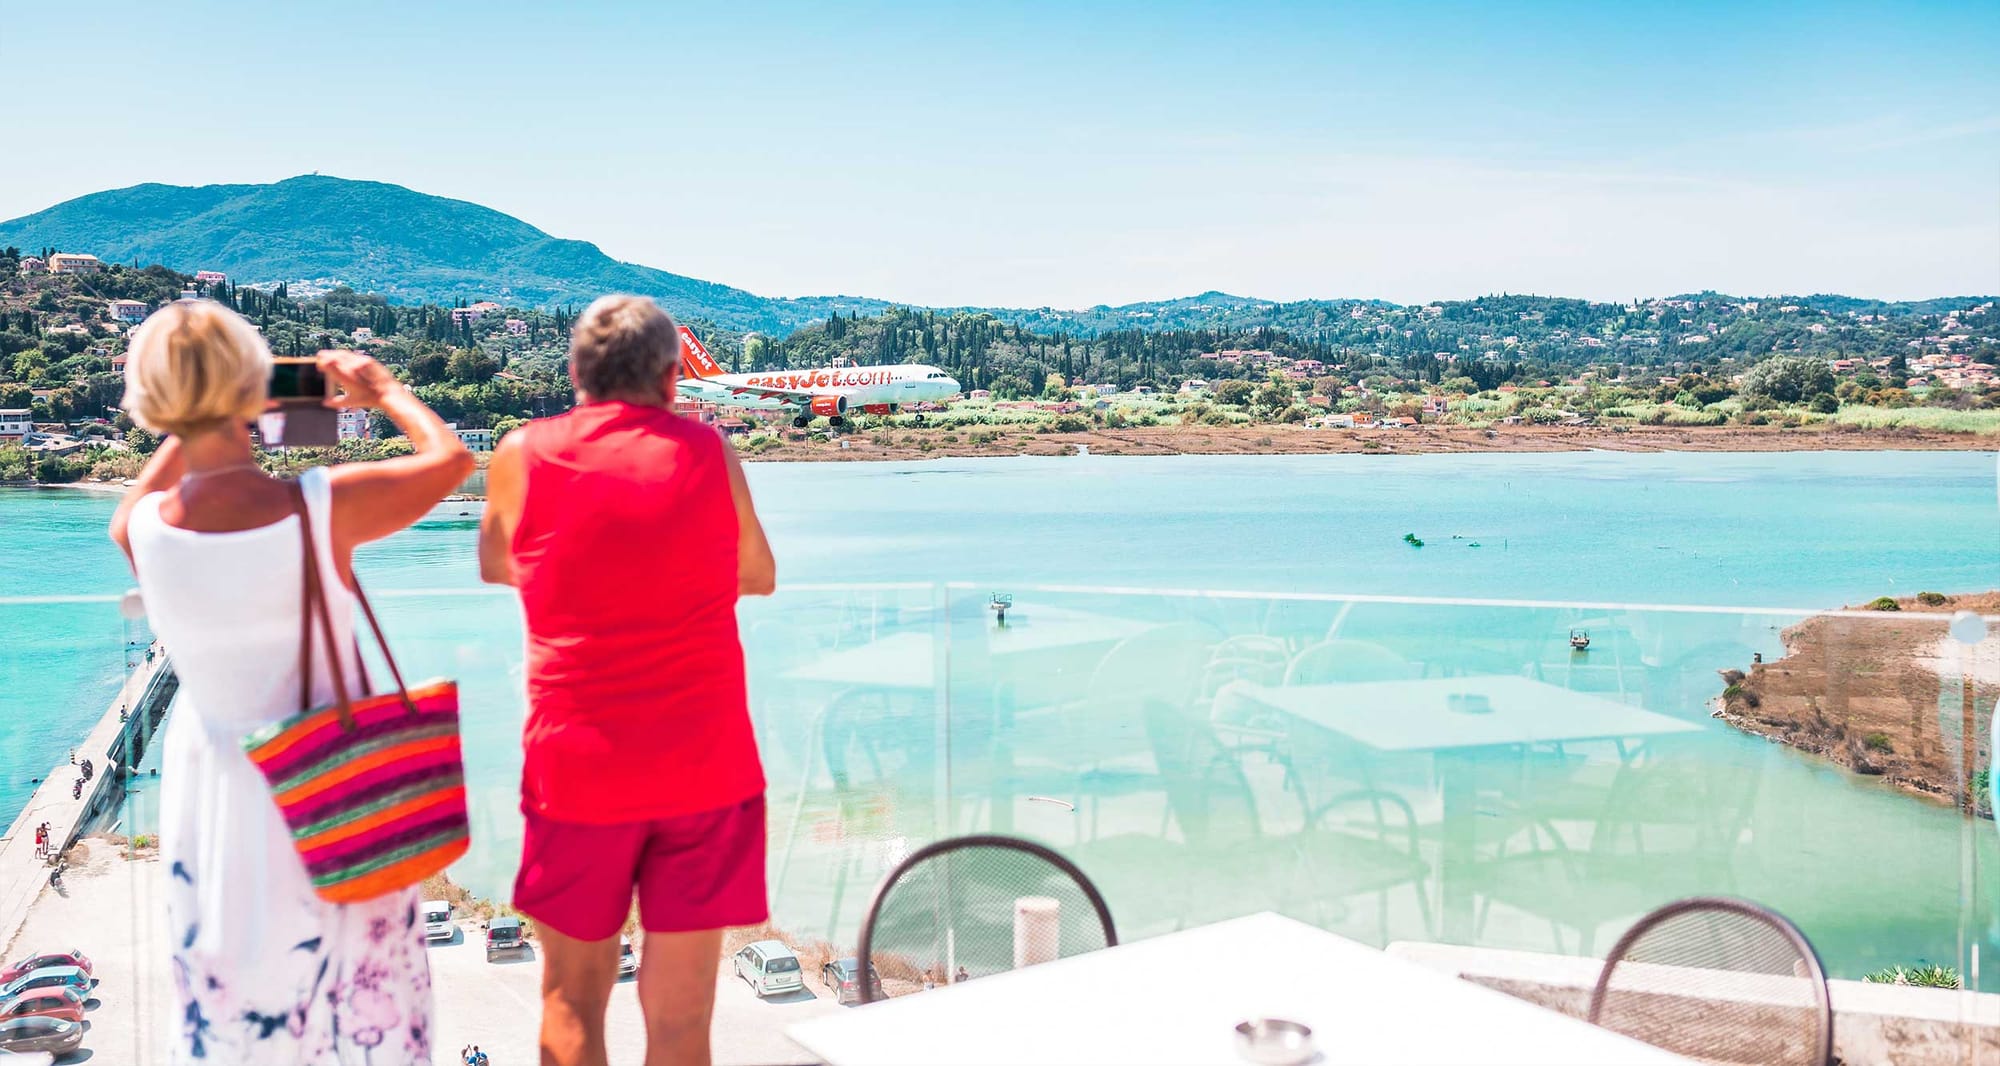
[3,0,1994,306]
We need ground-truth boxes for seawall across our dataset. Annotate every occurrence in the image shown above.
[0,641,176,952]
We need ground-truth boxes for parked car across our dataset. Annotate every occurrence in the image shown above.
[819,957,880,1004]
[0,1015,83,1057]
[0,951,91,984]
[618,936,638,978]
[422,901,455,943]
[732,941,803,997]
[0,988,84,1024]
[0,966,90,1001]
[484,917,529,963]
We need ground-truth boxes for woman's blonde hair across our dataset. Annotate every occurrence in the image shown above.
[121,300,272,437]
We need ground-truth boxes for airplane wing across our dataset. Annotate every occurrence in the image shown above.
[677,378,802,410]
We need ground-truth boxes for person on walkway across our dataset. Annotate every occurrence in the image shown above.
[110,300,473,1064]
[480,295,776,1066]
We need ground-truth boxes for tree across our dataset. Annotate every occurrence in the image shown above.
[446,348,499,384]
[988,374,1032,400]
[1809,392,1840,414]
[1254,382,1293,412]
[1214,380,1255,406]
[1740,356,1835,404]
[408,349,450,385]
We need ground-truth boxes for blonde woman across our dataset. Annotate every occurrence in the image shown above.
[109,300,472,1063]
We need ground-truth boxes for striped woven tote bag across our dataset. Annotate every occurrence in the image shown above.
[242,481,470,903]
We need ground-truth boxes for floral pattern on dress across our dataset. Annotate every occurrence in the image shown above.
[168,856,433,1064]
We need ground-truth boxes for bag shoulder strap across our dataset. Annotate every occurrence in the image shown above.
[291,480,353,724]
[294,475,418,717]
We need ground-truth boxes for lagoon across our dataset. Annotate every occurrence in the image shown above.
[4,450,1997,983]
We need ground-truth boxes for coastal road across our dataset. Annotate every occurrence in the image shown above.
[12,842,842,1065]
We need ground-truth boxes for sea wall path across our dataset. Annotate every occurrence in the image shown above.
[0,636,175,952]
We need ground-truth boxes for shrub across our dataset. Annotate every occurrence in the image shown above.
[1809,392,1840,414]
[1865,964,1960,989]
[1521,407,1564,425]
[1917,591,1948,607]
[1050,415,1089,433]
[1214,380,1255,406]
[1722,684,1744,699]
[1867,596,1901,611]
[34,454,87,483]
[1863,732,1894,753]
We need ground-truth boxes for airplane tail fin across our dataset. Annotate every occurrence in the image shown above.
[677,325,723,379]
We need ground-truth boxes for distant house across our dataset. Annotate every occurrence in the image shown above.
[1093,384,1119,396]
[672,399,718,424]
[715,417,751,436]
[1420,396,1450,418]
[47,253,103,275]
[17,256,44,275]
[1178,379,1210,395]
[195,270,228,285]
[111,352,127,373]
[178,289,198,301]
[1384,416,1419,428]
[0,409,31,441]
[1306,394,1333,409]
[968,389,992,400]
[448,425,494,453]
[351,327,375,343]
[108,299,149,324]
[336,408,371,441]
[1313,413,1356,429]
[504,318,529,336]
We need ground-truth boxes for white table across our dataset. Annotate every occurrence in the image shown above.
[786,911,1691,1065]
[1227,676,1701,939]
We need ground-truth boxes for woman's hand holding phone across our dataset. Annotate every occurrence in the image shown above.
[317,350,400,409]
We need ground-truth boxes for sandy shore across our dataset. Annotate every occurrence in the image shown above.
[743,422,1998,461]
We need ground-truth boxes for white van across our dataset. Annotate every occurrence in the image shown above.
[731,940,803,997]
[422,901,454,943]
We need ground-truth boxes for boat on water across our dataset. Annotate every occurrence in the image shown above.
[1569,629,1591,651]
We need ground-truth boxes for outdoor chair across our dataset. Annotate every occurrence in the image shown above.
[1590,896,1834,1066]
[856,834,1117,1003]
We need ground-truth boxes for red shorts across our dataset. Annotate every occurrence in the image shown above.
[513,795,769,942]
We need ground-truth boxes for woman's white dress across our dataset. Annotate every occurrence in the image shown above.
[127,467,433,1064]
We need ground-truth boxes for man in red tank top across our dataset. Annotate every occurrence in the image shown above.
[480,295,777,1066]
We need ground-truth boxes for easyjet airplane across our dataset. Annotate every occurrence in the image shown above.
[672,325,961,428]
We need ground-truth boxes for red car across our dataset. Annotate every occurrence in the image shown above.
[0,953,90,985]
[0,988,84,1024]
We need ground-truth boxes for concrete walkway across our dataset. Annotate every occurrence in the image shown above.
[15,842,840,1065]
[0,646,168,955]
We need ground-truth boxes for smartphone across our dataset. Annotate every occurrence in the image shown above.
[270,358,330,403]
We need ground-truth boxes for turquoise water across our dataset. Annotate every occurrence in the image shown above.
[4,450,1998,983]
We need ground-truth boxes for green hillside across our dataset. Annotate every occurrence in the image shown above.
[0,175,892,333]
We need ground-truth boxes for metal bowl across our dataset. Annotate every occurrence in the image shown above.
[1234,1017,1315,1066]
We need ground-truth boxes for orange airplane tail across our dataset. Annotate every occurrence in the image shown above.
[677,325,723,379]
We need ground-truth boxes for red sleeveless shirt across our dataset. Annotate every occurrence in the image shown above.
[510,401,762,823]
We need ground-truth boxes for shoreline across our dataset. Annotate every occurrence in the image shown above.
[7,423,1994,493]
[746,422,1998,461]
[1719,591,2000,814]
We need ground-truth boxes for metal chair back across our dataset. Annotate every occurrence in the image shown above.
[856,834,1116,1003]
[1590,896,1833,1066]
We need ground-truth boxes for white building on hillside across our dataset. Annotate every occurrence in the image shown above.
[0,409,31,441]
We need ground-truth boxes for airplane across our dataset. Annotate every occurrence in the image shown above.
[673,325,962,429]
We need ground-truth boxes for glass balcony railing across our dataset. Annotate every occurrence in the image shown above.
[4,583,1994,1063]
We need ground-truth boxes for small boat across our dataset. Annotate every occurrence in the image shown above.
[1569,629,1591,651]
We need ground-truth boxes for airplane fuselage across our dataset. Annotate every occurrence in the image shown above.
[680,364,961,413]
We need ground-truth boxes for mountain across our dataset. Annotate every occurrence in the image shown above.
[0,175,894,333]
[2,175,1989,339]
